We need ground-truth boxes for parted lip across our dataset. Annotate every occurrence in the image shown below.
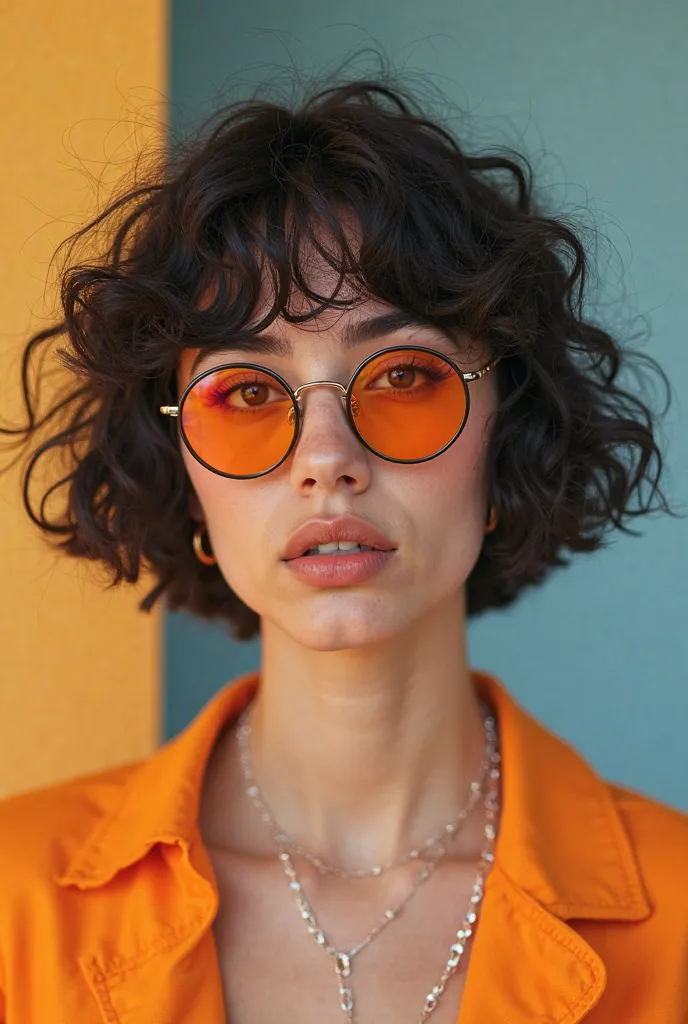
[281,515,396,561]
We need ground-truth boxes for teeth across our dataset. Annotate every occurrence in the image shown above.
[304,541,374,556]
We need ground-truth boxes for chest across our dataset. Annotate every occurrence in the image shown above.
[209,850,477,1024]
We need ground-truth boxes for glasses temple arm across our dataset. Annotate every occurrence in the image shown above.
[463,355,502,383]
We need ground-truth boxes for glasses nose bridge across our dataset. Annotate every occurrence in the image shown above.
[293,379,348,404]
[290,380,361,428]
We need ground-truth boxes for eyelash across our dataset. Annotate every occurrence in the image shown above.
[204,371,280,406]
[198,353,456,410]
[366,355,453,387]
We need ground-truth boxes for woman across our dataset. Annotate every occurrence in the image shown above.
[0,76,686,1023]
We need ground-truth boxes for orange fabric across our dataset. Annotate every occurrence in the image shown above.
[0,670,686,1023]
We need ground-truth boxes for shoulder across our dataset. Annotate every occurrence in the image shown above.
[604,781,688,924]
[0,760,143,888]
[607,780,688,875]
[0,761,147,1002]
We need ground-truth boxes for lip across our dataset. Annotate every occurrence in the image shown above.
[283,548,395,587]
[281,515,396,562]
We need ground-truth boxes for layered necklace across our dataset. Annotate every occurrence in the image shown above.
[235,703,500,1022]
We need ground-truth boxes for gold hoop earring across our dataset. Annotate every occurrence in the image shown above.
[484,505,498,534]
[192,524,217,565]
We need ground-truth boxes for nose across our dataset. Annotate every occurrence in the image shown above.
[288,384,372,496]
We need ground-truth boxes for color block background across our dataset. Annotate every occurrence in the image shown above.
[0,1,166,797]
[167,0,688,811]
[1,1,686,812]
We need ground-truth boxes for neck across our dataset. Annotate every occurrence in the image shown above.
[238,591,487,870]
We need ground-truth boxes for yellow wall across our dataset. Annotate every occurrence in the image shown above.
[0,3,167,798]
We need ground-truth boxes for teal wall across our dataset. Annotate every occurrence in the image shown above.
[167,1,688,810]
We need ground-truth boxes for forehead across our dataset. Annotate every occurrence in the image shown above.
[178,228,360,365]
[177,222,482,386]
[178,301,428,379]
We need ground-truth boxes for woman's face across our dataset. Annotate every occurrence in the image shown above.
[176,294,499,652]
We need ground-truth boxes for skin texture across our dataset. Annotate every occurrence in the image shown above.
[179,269,500,874]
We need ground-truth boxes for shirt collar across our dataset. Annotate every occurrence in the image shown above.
[57,670,650,922]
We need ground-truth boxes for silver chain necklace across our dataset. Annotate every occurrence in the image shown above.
[235,703,501,1022]
[237,705,492,878]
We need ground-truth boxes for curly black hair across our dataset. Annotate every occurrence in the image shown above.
[0,74,672,640]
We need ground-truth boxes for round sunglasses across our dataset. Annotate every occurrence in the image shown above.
[160,345,501,479]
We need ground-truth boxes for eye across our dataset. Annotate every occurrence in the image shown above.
[382,366,417,389]
[229,381,274,408]
[198,370,290,411]
[364,355,453,393]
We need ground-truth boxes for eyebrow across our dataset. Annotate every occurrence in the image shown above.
[189,311,459,376]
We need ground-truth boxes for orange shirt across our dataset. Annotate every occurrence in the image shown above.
[0,670,686,1023]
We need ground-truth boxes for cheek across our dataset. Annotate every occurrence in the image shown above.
[417,397,493,510]
[392,398,493,573]
[183,449,277,600]
[413,453,486,554]
[183,449,247,545]
[186,459,253,535]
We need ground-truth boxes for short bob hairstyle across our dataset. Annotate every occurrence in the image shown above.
[0,76,671,640]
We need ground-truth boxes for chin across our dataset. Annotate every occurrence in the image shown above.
[282,602,406,652]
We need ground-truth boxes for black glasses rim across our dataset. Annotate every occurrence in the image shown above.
[176,344,474,479]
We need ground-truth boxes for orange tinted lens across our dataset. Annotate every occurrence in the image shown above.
[181,366,294,476]
[351,349,467,460]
